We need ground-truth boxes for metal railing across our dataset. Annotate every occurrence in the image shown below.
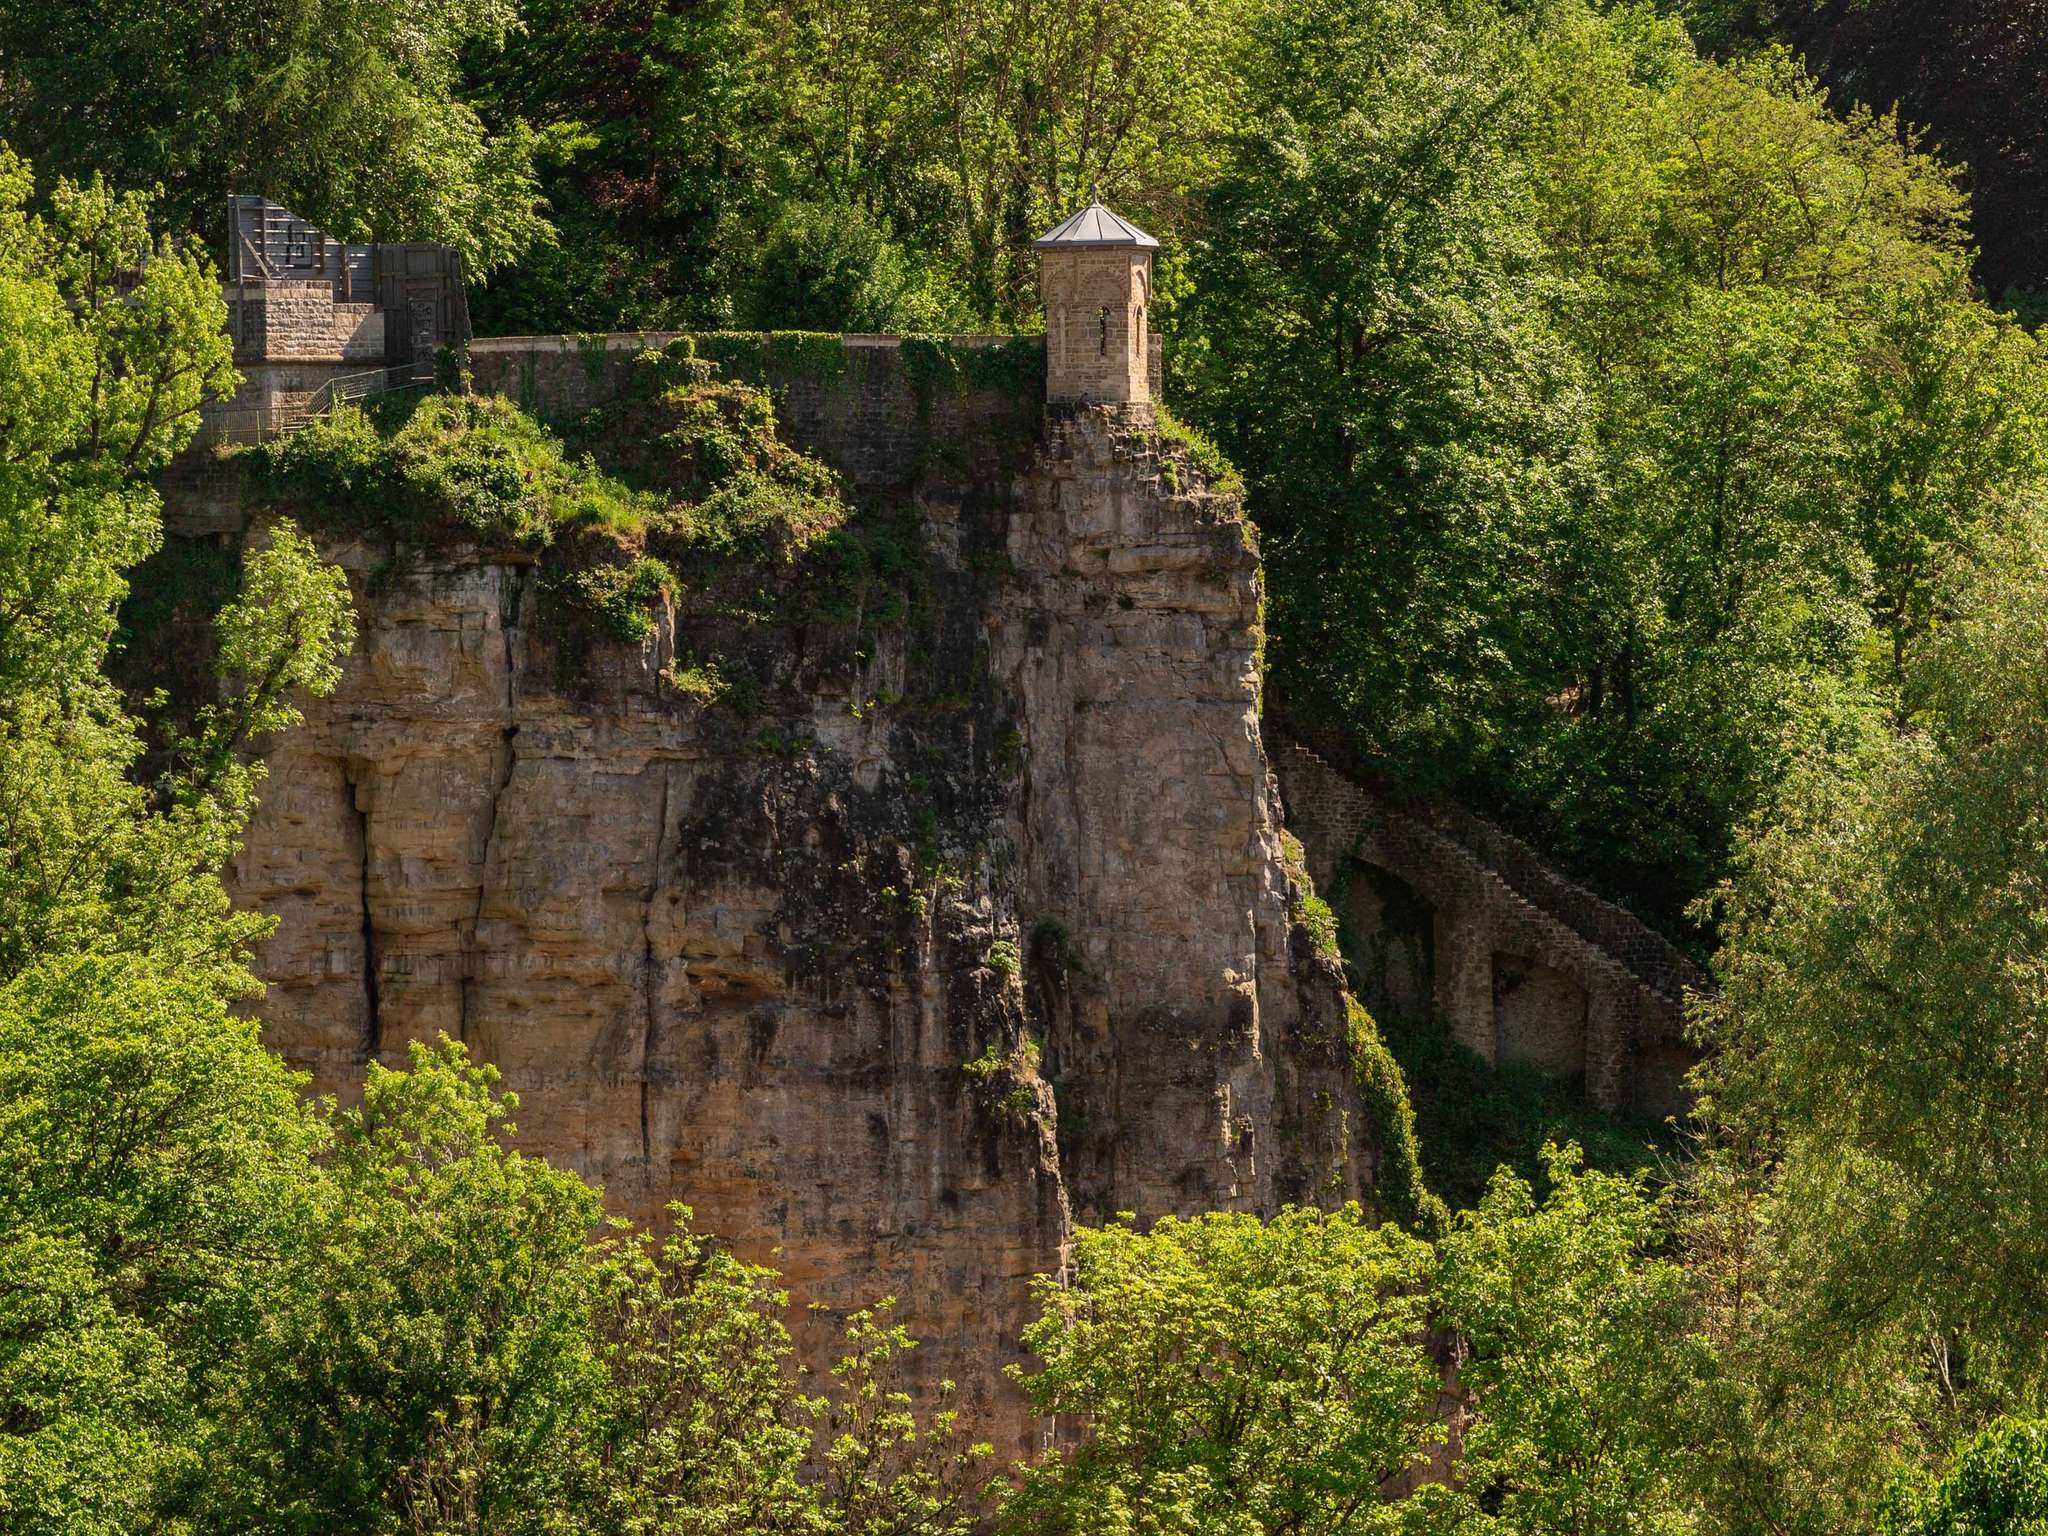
[195,360,436,447]
[302,361,435,417]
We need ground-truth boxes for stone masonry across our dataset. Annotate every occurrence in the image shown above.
[1034,201,1159,407]
[1273,739,1702,1118]
[204,197,469,442]
[228,280,385,363]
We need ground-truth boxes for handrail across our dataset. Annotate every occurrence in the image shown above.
[300,361,435,418]
[196,360,436,447]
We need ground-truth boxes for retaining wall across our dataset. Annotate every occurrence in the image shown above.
[1274,738,1700,1119]
[465,331,1162,491]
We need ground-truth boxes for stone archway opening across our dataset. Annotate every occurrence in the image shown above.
[1338,858,1435,1025]
[1492,953,1588,1081]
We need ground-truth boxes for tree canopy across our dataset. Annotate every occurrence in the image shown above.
[9,0,2048,1526]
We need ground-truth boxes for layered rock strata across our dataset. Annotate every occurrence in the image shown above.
[173,339,1377,1445]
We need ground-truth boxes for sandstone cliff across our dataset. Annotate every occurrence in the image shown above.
[157,337,1383,1445]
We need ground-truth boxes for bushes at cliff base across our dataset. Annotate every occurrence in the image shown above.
[1882,1419,2048,1536]
[1002,1154,1718,1536]
[1432,1145,1715,1536]
[1004,1206,1441,1536]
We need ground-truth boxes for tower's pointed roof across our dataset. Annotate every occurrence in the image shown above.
[1031,201,1159,250]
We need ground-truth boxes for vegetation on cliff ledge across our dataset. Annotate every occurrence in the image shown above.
[256,392,654,547]
[246,355,915,658]
[254,373,850,561]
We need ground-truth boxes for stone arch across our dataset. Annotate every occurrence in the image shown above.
[1271,737,1705,1114]
[1491,953,1589,1081]
[1338,855,1434,1025]
[1075,265,1127,309]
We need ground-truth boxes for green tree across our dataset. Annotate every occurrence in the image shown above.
[0,149,349,1531]
[1492,10,1988,926]
[0,957,323,1536]
[0,1228,177,1536]
[1845,277,2048,699]
[0,149,354,990]
[1181,0,1597,799]
[1527,282,1873,925]
[470,0,1245,331]
[464,0,783,331]
[747,200,930,331]
[1182,0,2041,944]
[1431,1145,1714,1536]
[1688,0,2048,300]
[573,1215,816,1535]
[1882,1418,2048,1536]
[205,1039,611,1534]
[1701,499,2048,1398]
[0,154,237,707]
[814,1303,992,1536]
[196,1036,993,1536]
[0,0,557,271]
[1004,1206,1440,1536]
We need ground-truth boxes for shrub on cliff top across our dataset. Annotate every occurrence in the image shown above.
[584,365,816,495]
[1153,405,1244,498]
[255,394,653,549]
[568,355,855,569]
[255,376,865,646]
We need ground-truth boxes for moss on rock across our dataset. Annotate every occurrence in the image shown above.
[1347,997,1447,1237]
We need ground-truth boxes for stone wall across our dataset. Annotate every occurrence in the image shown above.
[467,332,1164,479]
[228,281,385,363]
[1272,740,1701,1118]
[170,361,1373,1452]
[202,282,393,444]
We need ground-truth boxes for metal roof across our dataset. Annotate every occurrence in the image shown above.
[1031,201,1159,249]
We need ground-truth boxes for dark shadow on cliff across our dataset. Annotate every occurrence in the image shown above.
[1372,1004,1677,1213]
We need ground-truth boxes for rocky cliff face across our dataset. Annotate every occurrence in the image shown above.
[169,339,1378,1446]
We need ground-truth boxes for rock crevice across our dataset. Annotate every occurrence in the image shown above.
[204,365,1377,1449]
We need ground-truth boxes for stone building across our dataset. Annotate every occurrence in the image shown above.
[1034,200,1158,408]
[203,195,470,441]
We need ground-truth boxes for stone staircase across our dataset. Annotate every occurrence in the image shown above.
[1271,735,1704,1114]
[197,360,435,447]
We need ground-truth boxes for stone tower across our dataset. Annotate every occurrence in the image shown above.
[1033,200,1159,407]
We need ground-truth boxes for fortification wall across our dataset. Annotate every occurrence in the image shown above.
[1273,738,1699,1119]
[467,331,1163,489]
